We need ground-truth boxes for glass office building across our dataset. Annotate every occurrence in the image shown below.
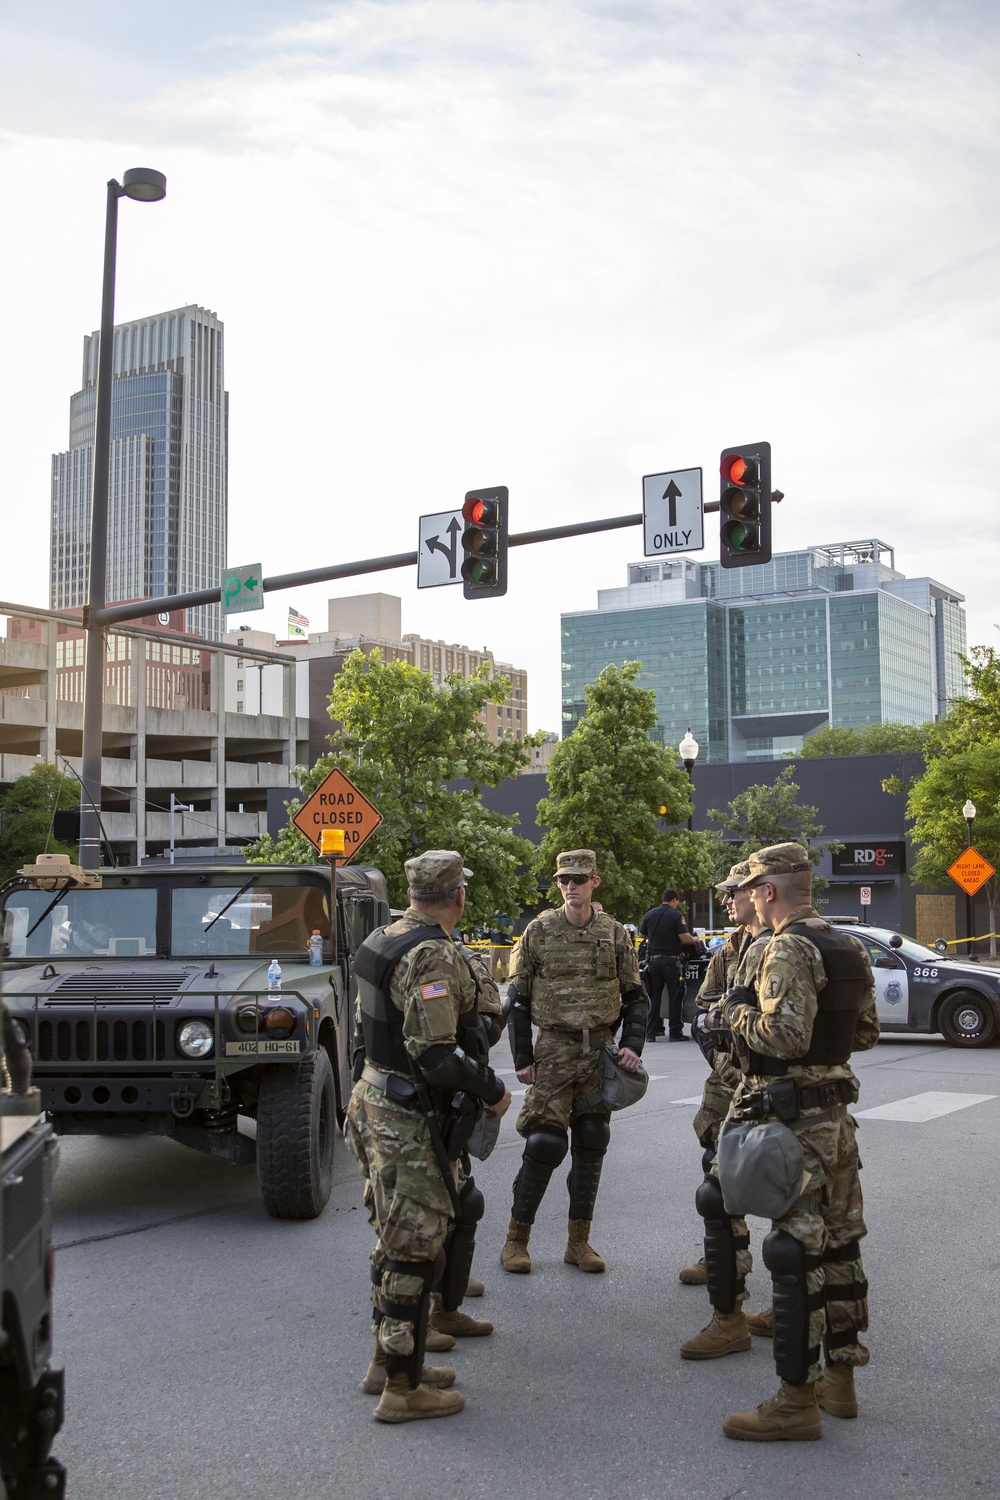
[51,306,228,639]
[562,540,966,762]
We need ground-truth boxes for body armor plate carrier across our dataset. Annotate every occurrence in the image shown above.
[739,922,868,1078]
[353,924,450,1076]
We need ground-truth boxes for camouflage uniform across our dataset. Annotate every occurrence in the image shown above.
[725,905,877,1382]
[501,850,647,1271]
[722,846,878,1396]
[346,851,505,1402]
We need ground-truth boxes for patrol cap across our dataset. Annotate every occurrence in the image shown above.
[555,849,598,876]
[405,850,473,898]
[737,842,812,889]
[716,860,750,894]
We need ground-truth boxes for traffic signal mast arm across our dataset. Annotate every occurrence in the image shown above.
[95,509,695,625]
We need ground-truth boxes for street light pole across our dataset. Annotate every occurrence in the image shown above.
[963,798,977,957]
[79,169,166,870]
[679,728,700,925]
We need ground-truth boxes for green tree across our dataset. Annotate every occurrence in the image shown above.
[245,649,541,923]
[533,662,716,920]
[900,739,1000,956]
[706,765,840,893]
[799,722,929,757]
[0,764,80,881]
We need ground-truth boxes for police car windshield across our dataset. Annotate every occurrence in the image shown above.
[869,931,943,963]
[5,888,158,958]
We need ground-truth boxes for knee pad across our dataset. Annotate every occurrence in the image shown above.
[701,1147,716,1176]
[458,1175,485,1224]
[695,1174,726,1222]
[572,1113,610,1156]
[762,1229,805,1279]
[525,1125,569,1167]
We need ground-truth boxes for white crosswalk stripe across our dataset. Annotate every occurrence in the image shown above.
[855,1090,996,1122]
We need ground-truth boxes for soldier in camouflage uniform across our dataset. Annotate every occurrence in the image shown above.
[346,851,511,1424]
[500,849,647,1275]
[709,844,878,1442]
[680,866,774,1350]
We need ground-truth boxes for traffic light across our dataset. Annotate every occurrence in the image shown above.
[461,486,508,600]
[719,442,772,568]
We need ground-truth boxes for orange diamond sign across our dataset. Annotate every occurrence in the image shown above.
[947,847,996,897]
[293,768,383,864]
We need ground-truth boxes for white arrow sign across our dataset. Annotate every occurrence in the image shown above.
[642,468,704,556]
[418,510,463,588]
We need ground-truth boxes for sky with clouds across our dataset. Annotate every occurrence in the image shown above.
[1,0,997,733]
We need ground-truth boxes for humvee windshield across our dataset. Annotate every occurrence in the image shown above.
[6,887,158,959]
[170,884,330,957]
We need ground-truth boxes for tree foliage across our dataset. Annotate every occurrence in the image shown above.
[0,764,80,881]
[706,765,840,893]
[799,722,929,757]
[882,641,1000,954]
[245,649,541,923]
[534,662,716,920]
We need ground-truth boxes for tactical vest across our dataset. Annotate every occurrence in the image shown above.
[739,921,868,1078]
[527,910,623,1030]
[353,922,449,1075]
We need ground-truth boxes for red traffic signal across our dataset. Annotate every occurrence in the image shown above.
[461,486,508,599]
[720,442,772,568]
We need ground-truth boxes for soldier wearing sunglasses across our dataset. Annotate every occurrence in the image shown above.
[500,849,647,1275]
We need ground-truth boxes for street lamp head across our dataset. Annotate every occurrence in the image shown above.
[121,167,167,202]
[678,728,700,765]
[963,799,977,820]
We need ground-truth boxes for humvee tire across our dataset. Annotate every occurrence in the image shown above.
[257,1048,336,1219]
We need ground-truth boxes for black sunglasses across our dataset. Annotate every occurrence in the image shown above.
[556,873,591,886]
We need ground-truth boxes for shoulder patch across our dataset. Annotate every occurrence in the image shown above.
[767,974,786,1000]
[420,981,449,1000]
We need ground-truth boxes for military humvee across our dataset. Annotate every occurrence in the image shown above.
[0,856,389,1220]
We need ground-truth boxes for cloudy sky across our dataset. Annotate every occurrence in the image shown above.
[1,0,997,733]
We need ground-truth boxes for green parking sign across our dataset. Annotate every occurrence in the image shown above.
[223,563,263,614]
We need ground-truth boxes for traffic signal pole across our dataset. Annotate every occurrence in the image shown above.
[95,506,721,628]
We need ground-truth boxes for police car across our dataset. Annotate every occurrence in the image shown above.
[829,920,1000,1048]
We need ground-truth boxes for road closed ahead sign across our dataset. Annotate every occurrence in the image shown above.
[293,768,382,863]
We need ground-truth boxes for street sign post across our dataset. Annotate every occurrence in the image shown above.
[292,768,383,862]
[222,563,263,614]
[642,468,703,556]
[417,511,463,588]
[946,848,996,897]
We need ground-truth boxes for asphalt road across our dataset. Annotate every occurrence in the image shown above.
[50,1033,999,1500]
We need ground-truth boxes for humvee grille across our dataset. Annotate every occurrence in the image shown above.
[38,1017,168,1063]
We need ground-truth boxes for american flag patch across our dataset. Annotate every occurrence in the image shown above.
[420,982,449,1000]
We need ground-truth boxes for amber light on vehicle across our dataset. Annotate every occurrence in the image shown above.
[264,1006,295,1037]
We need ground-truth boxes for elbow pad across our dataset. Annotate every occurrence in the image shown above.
[618,988,648,1054]
[506,987,534,1070]
[482,1013,504,1049]
[418,1044,505,1106]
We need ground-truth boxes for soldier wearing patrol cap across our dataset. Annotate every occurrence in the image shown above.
[500,849,647,1275]
[698,843,879,1442]
[346,851,511,1423]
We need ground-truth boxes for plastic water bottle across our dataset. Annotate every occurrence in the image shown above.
[309,931,323,967]
[267,960,282,992]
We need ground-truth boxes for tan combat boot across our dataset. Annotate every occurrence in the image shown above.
[501,1217,532,1274]
[723,1382,822,1442]
[359,1344,457,1396]
[373,1374,465,1424]
[564,1219,605,1273]
[429,1294,494,1338]
[745,1306,774,1337]
[465,1276,485,1297]
[816,1364,858,1418]
[679,1256,708,1285]
[425,1327,456,1353]
[680,1308,752,1360]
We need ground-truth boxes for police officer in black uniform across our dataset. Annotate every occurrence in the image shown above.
[639,888,701,1040]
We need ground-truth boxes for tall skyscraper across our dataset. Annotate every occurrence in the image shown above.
[50,305,228,639]
[561,539,967,763]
